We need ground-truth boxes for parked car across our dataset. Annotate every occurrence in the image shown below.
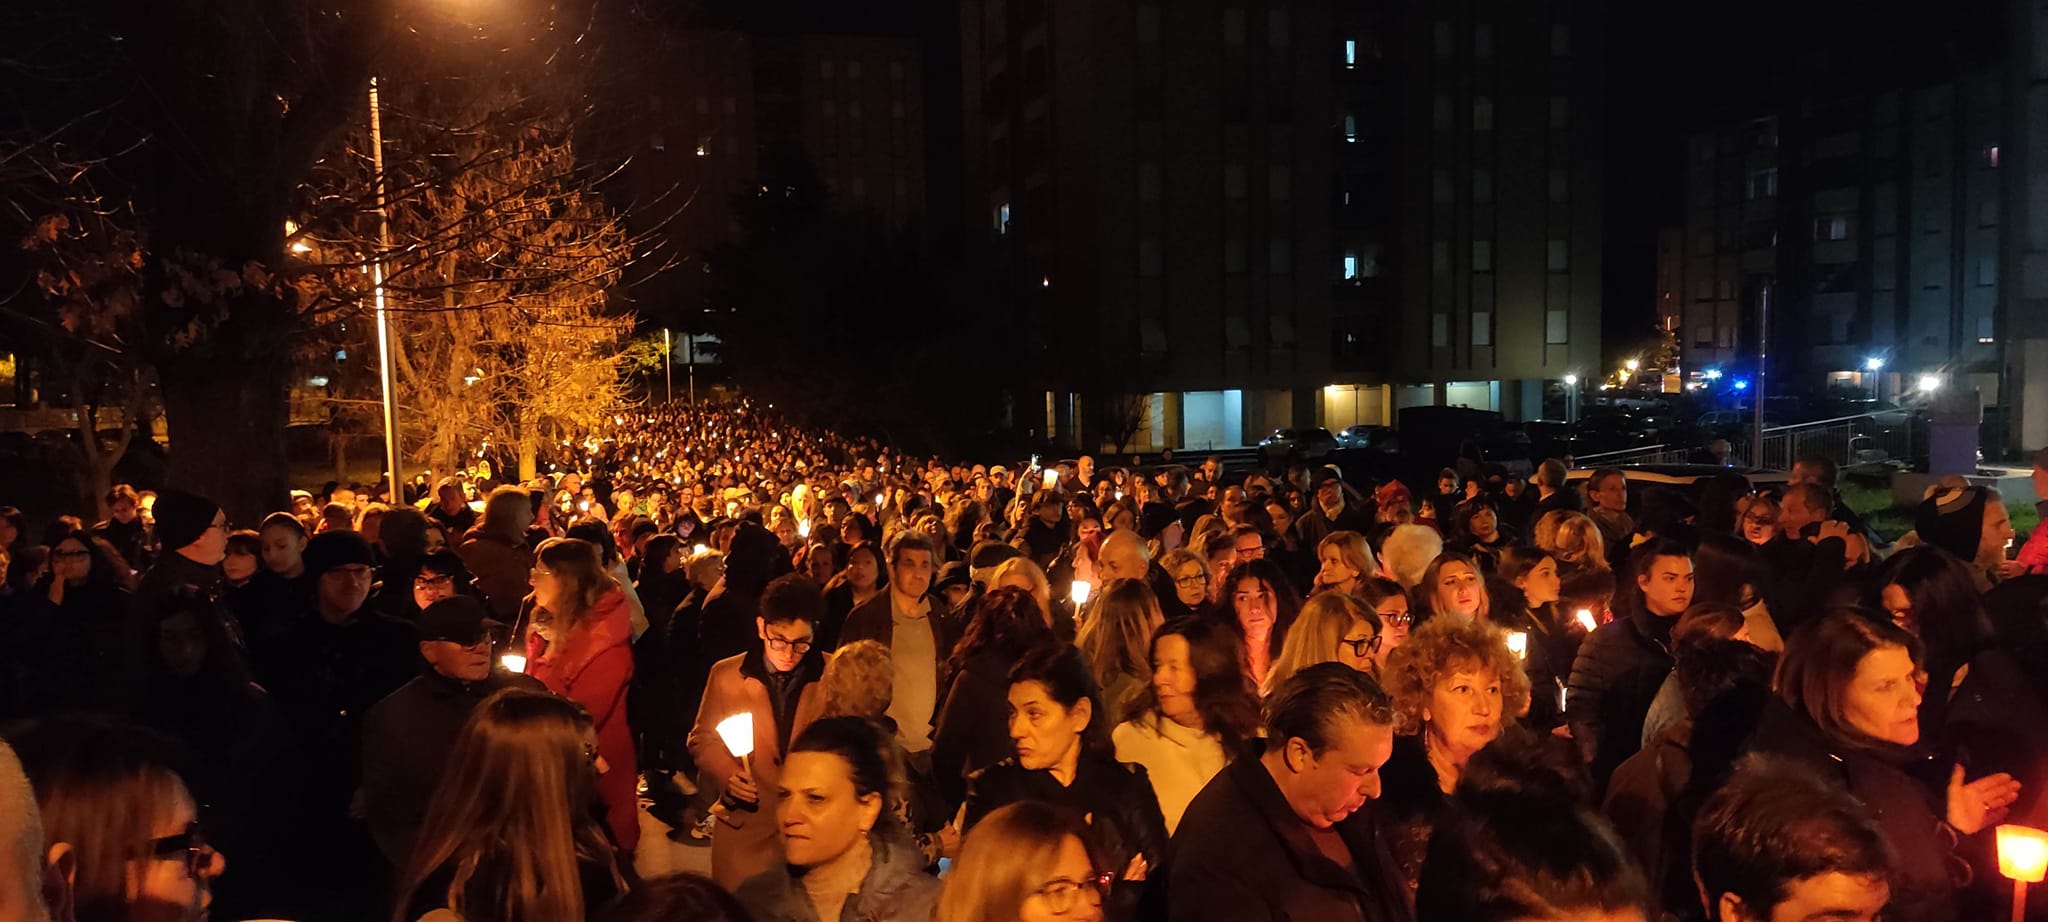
[1569,414,1653,457]
[1335,424,1398,451]
[1563,464,1793,518]
[1259,427,1338,464]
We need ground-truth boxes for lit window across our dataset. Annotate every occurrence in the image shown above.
[995,203,1011,234]
[1344,39,1357,67]
[1343,252,1360,280]
[1815,215,1851,241]
[1985,145,2001,168]
[1546,310,1569,344]
[1344,114,1358,143]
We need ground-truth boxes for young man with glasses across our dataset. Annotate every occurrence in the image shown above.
[688,572,828,889]
[359,595,539,867]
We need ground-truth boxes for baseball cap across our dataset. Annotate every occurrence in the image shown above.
[416,596,506,646]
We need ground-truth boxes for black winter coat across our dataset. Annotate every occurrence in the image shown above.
[930,649,1021,809]
[964,752,1169,919]
[1567,605,1676,788]
[1744,700,1961,922]
[1165,742,1414,922]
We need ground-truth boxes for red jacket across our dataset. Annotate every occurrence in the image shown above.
[530,586,639,850]
[2018,503,2048,575]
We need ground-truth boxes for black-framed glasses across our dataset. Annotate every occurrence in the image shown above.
[147,822,213,878]
[1339,634,1383,658]
[414,573,456,589]
[1030,870,1114,913]
[1174,574,1208,588]
[765,635,814,655]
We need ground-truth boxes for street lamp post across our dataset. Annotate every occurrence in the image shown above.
[1865,356,1885,401]
[663,328,674,403]
[1562,374,1579,423]
[367,77,403,505]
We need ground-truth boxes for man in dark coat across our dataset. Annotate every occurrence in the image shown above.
[359,596,540,866]
[253,530,419,920]
[1293,466,1374,550]
[120,490,230,713]
[1166,663,1412,922]
[1567,538,1695,789]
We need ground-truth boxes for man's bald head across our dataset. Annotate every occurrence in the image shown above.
[0,741,56,922]
[1098,530,1150,583]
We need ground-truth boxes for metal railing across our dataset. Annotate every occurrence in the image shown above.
[1569,413,1915,472]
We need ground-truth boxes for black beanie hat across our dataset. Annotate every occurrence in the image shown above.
[153,490,221,552]
[304,531,377,579]
[1915,477,1989,561]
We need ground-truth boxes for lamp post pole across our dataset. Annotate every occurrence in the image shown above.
[368,76,404,505]
[663,328,673,403]
[1751,283,1771,469]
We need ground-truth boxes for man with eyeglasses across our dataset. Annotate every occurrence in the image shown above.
[1166,663,1412,922]
[689,572,828,888]
[122,490,233,713]
[359,595,539,867]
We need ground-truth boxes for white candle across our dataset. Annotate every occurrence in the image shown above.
[1070,580,1092,606]
[1506,631,1528,660]
[499,653,527,674]
[1574,609,1597,632]
[716,713,756,759]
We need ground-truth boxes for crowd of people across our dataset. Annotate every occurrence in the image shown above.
[1,396,2047,922]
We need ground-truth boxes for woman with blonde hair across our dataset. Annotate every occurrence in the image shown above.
[1075,578,1163,718]
[1415,551,1491,627]
[1263,591,1383,693]
[394,689,626,922]
[1377,618,1533,893]
[11,719,228,922]
[1311,530,1377,596]
[1534,510,1610,579]
[937,801,1107,922]
[525,537,639,853]
[986,557,1053,626]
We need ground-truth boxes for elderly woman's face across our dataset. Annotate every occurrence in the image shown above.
[1425,663,1504,761]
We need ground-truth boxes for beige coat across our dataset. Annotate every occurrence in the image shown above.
[687,650,822,889]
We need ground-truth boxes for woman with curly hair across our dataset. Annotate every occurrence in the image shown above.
[1375,617,1533,894]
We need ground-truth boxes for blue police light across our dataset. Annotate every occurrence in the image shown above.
[1732,379,1750,391]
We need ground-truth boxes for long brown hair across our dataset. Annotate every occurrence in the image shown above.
[1076,578,1160,688]
[1122,616,1262,752]
[536,537,616,629]
[393,689,623,922]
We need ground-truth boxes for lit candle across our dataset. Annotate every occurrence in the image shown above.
[499,653,527,674]
[1997,824,2048,922]
[798,520,811,538]
[1575,608,1598,632]
[1043,470,1059,490]
[694,543,709,556]
[1506,631,1528,660]
[716,713,756,760]
[1070,580,1092,606]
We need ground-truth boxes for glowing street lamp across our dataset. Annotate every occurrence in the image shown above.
[1625,358,1640,372]
[1864,356,1886,372]
[1996,824,2048,922]
[1919,374,1943,393]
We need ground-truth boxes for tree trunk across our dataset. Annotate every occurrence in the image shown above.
[519,438,537,482]
[158,355,290,526]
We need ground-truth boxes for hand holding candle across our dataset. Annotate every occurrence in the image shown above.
[1574,608,1598,632]
[1506,631,1528,661]
[1070,580,1092,606]
[715,712,760,811]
